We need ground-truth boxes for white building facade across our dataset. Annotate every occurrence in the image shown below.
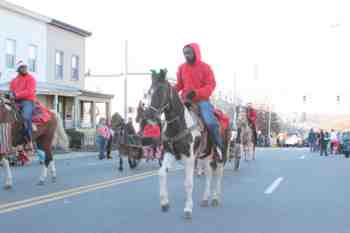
[0,0,113,129]
[0,1,49,82]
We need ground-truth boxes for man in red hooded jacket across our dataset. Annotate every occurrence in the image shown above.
[175,43,224,161]
[9,61,36,147]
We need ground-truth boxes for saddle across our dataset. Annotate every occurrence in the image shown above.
[189,104,228,137]
[15,101,52,129]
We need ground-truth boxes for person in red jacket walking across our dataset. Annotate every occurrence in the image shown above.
[175,43,224,161]
[8,60,36,148]
[247,103,257,145]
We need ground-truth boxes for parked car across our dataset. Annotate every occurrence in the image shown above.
[285,133,302,147]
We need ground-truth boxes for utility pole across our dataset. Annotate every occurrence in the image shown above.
[124,40,128,121]
[267,99,272,139]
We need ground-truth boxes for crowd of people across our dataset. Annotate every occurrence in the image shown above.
[308,128,343,156]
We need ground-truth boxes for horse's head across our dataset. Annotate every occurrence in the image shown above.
[237,111,248,128]
[144,69,172,121]
[0,96,16,123]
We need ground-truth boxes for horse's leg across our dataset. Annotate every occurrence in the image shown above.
[183,151,195,219]
[201,157,212,207]
[1,156,13,189]
[38,139,53,185]
[253,144,256,160]
[212,162,224,207]
[234,144,241,171]
[159,152,175,212]
[49,158,57,183]
[197,157,205,176]
[118,152,123,172]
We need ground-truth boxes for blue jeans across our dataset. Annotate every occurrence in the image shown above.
[198,101,224,152]
[96,136,107,159]
[20,100,34,140]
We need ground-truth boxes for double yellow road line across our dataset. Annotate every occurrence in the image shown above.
[0,169,164,215]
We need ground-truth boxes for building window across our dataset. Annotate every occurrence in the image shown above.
[55,51,64,80]
[5,39,16,69]
[28,45,38,73]
[71,55,79,80]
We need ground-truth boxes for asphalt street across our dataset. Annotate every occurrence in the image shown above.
[0,148,349,233]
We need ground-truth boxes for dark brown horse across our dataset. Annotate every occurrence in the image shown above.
[0,96,69,188]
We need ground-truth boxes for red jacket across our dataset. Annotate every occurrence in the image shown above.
[175,43,216,103]
[143,124,161,138]
[247,107,257,125]
[10,74,36,101]
[214,109,230,135]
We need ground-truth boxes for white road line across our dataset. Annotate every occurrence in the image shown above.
[264,177,284,194]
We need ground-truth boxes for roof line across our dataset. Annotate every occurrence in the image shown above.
[0,0,91,37]
[50,19,92,37]
[0,0,51,23]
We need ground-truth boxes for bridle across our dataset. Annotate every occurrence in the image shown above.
[147,82,179,126]
[147,81,195,145]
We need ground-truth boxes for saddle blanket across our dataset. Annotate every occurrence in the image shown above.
[0,123,12,154]
[16,101,52,125]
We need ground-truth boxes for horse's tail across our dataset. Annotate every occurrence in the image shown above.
[52,112,69,151]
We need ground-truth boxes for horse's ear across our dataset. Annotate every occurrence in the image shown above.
[158,69,167,82]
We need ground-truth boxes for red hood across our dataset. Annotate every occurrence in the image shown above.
[185,43,202,64]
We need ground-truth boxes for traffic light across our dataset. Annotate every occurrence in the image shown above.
[337,95,340,102]
[302,96,306,103]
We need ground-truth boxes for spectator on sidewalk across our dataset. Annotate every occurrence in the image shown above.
[320,130,330,156]
[330,129,338,155]
[106,121,114,159]
[308,128,317,152]
[96,118,110,160]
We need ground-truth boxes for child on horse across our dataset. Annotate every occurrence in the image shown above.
[175,43,225,161]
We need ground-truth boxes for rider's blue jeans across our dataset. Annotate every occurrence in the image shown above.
[198,101,224,153]
[20,100,34,140]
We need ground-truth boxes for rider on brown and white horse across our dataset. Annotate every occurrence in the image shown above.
[7,60,36,151]
[175,43,225,162]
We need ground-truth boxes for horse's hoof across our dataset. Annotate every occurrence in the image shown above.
[4,184,12,190]
[211,199,220,207]
[161,203,170,212]
[37,180,45,186]
[52,177,57,183]
[200,200,209,207]
[184,211,192,220]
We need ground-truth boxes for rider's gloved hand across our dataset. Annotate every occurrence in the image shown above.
[186,90,196,101]
[184,90,196,109]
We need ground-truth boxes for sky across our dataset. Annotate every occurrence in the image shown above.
[8,0,350,116]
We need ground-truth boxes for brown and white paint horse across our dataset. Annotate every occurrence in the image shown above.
[142,71,230,219]
[0,97,69,189]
